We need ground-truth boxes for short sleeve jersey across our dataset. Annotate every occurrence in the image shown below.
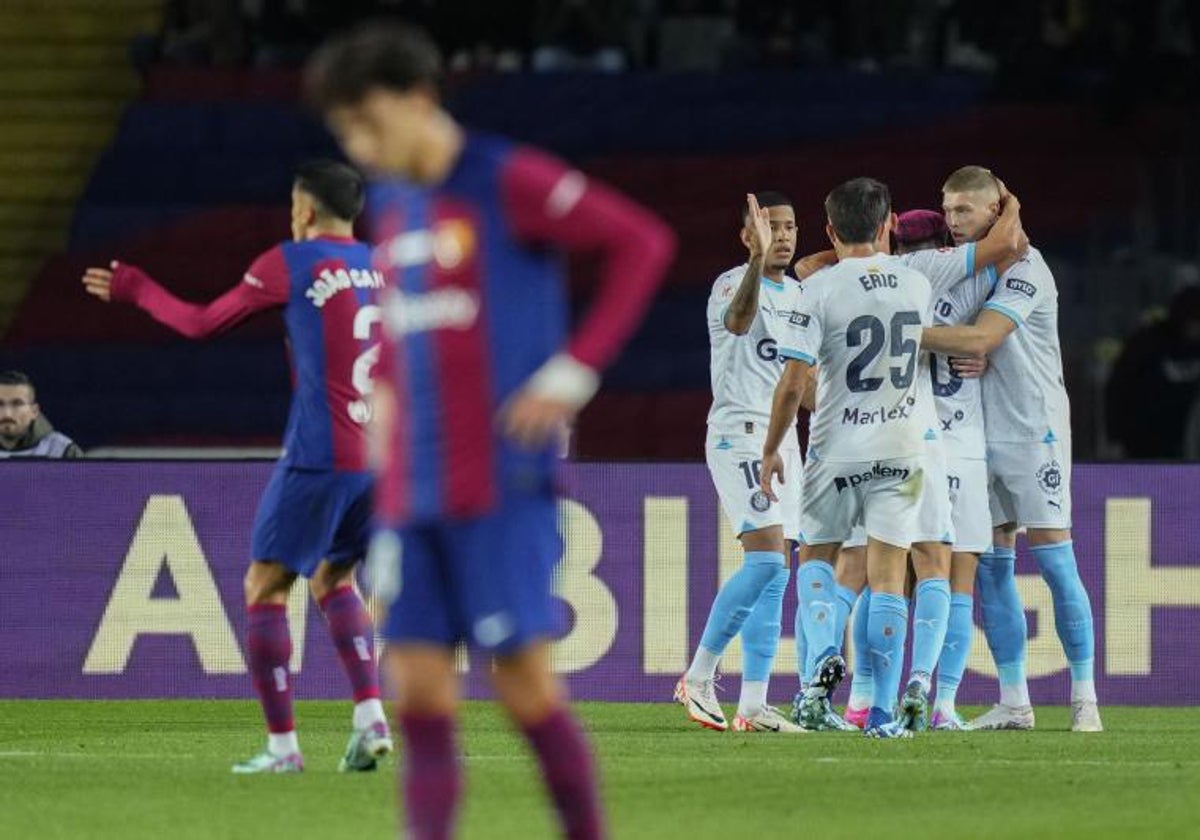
[979,247,1070,443]
[778,254,932,461]
[706,264,802,445]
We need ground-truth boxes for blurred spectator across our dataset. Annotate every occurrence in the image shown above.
[532,0,629,71]
[159,0,248,66]
[658,0,735,71]
[1106,285,1200,458]
[0,372,82,460]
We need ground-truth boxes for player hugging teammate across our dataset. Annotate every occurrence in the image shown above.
[683,169,1101,737]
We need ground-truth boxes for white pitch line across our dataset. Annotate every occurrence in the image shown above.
[0,750,197,760]
[464,754,1189,769]
[809,756,1180,767]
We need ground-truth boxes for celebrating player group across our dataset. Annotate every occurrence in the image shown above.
[678,169,1102,738]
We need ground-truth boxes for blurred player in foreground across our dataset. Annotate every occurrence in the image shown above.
[677,191,804,734]
[83,161,392,773]
[305,22,675,838]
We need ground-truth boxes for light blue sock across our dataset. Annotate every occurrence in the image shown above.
[697,551,785,658]
[976,547,1027,696]
[909,578,951,680]
[1031,541,1095,685]
[796,560,838,682]
[794,592,808,689]
[790,544,807,689]
[935,593,974,709]
[833,583,857,653]
[848,588,873,706]
[742,564,791,683]
[867,592,909,714]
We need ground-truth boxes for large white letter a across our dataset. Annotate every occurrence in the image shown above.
[83,495,244,675]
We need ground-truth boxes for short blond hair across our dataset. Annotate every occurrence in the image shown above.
[942,165,1000,197]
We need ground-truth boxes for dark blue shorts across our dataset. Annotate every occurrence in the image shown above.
[250,465,373,577]
[380,492,563,655]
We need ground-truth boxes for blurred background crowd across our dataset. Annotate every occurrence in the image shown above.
[1,0,1197,460]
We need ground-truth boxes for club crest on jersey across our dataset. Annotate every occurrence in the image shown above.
[1006,278,1037,298]
[1036,460,1064,497]
[381,219,478,271]
[750,491,771,512]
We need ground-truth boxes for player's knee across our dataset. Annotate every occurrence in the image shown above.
[492,648,561,723]
[911,543,950,579]
[740,526,784,554]
[991,525,1018,549]
[309,561,354,602]
[244,562,293,605]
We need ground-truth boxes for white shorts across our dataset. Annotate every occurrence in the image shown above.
[987,439,1072,530]
[844,524,867,549]
[946,456,991,553]
[706,427,802,542]
[800,455,924,549]
[913,440,954,546]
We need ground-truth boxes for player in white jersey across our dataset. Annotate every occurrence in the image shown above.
[895,210,997,731]
[675,192,805,734]
[921,166,1102,733]
[791,203,1027,730]
[762,177,932,738]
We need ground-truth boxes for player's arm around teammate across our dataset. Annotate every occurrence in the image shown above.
[792,183,1027,286]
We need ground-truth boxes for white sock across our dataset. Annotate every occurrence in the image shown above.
[353,698,387,731]
[933,690,957,714]
[268,730,299,758]
[1071,679,1097,704]
[737,681,769,718]
[1000,681,1031,708]
[686,647,720,683]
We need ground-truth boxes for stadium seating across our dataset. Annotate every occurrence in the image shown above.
[3,60,1191,456]
[0,0,161,332]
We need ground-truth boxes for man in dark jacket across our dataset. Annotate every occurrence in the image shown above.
[0,371,82,459]
[1106,287,1200,459]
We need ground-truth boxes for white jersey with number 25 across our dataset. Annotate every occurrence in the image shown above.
[780,254,932,462]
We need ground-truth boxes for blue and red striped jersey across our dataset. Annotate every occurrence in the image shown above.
[111,234,384,471]
[367,132,675,525]
[265,237,384,471]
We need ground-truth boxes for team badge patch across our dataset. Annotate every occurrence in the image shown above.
[1036,460,1064,497]
[750,491,771,512]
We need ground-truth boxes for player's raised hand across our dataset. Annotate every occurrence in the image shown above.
[745,193,772,259]
[499,390,576,450]
[81,262,116,302]
[760,451,785,503]
[951,355,989,379]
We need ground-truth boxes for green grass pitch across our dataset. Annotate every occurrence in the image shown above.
[1,701,1196,839]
